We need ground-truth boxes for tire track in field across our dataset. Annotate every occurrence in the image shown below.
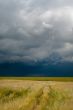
[34,86,50,110]
[19,86,43,110]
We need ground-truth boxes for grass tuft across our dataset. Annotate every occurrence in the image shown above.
[0,88,29,103]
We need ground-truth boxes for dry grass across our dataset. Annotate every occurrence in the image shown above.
[0,79,73,110]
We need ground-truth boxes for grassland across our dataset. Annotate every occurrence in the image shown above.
[0,77,73,81]
[0,78,73,110]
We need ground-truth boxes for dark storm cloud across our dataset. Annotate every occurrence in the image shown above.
[0,0,73,62]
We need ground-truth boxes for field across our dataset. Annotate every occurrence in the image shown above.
[0,78,73,110]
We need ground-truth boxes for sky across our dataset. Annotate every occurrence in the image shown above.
[0,0,73,76]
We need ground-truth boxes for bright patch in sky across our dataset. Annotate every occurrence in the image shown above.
[0,0,73,63]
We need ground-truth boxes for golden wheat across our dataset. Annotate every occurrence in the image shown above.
[0,79,73,110]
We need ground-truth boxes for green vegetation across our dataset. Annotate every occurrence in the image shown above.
[0,77,73,81]
[0,88,29,103]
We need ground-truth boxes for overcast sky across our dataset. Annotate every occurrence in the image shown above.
[0,0,73,63]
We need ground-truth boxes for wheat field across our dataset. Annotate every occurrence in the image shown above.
[0,79,73,110]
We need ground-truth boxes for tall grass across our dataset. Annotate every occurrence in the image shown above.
[0,87,29,103]
[0,80,73,110]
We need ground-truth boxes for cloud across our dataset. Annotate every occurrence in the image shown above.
[0,0,73,62]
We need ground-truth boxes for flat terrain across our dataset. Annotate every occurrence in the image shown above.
[0,78,73,110]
